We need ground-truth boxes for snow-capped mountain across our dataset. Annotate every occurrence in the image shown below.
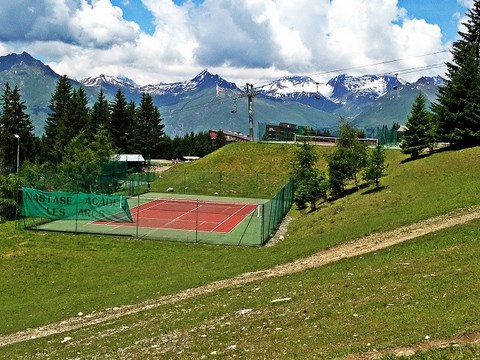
[82,69,239,97]
[0,52,445,137]
[80,74,139,92]
[325,74,401,104]
[141,69,238,96]
[257,75,319,97]
[255,73,401,103]
[255,76,338,112]
[253,73,415,113]
[79,68,441,114]
[414,75,444,87]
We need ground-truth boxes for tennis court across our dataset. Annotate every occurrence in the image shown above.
[19,182,293,246]
[95,198,259,233]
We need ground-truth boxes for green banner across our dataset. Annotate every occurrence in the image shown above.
[21,187,133,222]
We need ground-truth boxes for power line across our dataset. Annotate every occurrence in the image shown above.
[311,50,449,77]
[391,63,446,76]
[251,50,450,87]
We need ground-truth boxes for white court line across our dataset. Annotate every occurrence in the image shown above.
[210,203,254,233]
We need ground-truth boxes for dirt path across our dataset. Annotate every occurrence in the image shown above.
[1,206,480,351]
[342,332,480,359]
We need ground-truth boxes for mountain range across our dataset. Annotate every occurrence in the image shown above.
[0,52,444,138]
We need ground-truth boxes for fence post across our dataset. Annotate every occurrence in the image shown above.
[195,199,199,244]
[261,203,265,245]
[136,194,140,238]
[183,168,187,194]
[75,192,79,233]
[219,172,223,195]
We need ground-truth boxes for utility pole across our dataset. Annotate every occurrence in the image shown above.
[245,83,256,141]
[14,134,20,176]
[231,83,258,141]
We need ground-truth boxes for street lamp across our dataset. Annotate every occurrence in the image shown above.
[13,134,20,176]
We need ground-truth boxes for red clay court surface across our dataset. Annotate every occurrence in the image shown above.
[97,198,258,233]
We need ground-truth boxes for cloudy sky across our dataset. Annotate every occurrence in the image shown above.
[0,0,474,86]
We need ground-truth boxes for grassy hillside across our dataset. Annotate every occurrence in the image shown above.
[0,143,479,358]
[152,142,295,198]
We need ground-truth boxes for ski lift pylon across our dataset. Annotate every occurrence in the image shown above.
[393,73,399,90]
[315,82,321,99]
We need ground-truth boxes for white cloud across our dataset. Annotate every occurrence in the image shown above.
[456,0,474,38]
[0,43,11,55]
[69,0,140,48]
[189,0,449,83]
[0,0,453,85]
[457,0,473,8]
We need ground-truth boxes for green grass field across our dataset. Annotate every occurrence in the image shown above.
[1,143,479,358]
[151,142,293,198]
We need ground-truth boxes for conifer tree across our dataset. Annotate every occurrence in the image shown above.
[131,93,165,159]
[109,89,132,153]
[125,101,137,153]
[195,131,214,156]
[327,120,368,195]
[363,144,388,189]
[158,135,173,159]
[42,75,73,164]
[400,92,435,158]
[89,89,109,139]
[60,87,90,146]
[213,130,227,149]
[432,0,480,146]
[0,83,35,172]
[290,139,328,211]
[170,135,184,160]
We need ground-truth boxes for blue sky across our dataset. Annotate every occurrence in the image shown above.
[398,0,468,41]
[0,0,474,85]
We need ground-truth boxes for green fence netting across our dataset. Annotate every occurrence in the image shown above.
[99,161,128,183]
[156,169,290,199]
[21,187,133,222]
[20,166,155,197]
[260,180,294,245]
[18,181,294,247]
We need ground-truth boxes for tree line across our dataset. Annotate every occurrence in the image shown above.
[0,75,227,172]
[376,122,400,146]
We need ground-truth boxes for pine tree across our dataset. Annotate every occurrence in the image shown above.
[60,87,90,147]
[42,75,73,164]
[195,131,214,157]
[327,121,368,197]
[89,89,109,139]
[109,89,133,153]
[131,93,165,159]
[125,101,137,154]
[214,130,227,149]
[432,0,480,147]
[0,83,36,172]
[400,92,435,158]
[290,139,328,211]
[363,144,388,189]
